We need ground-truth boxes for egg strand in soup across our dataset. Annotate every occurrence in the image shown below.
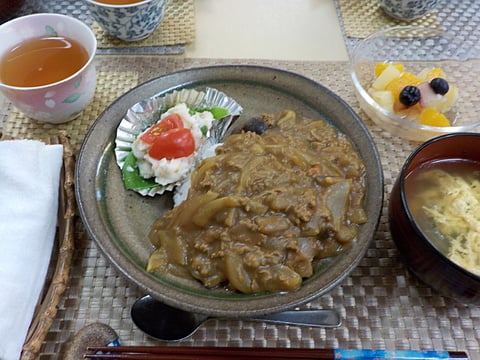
[405,160,480,276]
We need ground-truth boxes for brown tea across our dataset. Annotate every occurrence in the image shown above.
[0,35,89,87]
[92,0,144,4]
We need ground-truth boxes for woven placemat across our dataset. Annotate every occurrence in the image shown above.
[337,0,441,39]
[93,0,195,48]
[12,0,194,54]
[2,56,479,357]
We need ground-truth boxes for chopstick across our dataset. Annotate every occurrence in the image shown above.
[85,346,332,359]
[85,346,469,360]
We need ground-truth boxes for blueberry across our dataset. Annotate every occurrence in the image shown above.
[429,78,449,95]
[399,86,421,107]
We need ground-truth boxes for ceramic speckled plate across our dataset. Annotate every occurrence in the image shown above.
[75,65,384,317]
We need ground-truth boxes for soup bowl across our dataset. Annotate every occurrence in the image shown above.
[389,133,480,303]
[0,0,25,23]
[0,13,97,124]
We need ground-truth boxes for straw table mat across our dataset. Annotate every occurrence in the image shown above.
[2,56,480,358]
[14,0,195,55]
[92,0,195,51]
[335,0,480,60]
[336,0,441,39]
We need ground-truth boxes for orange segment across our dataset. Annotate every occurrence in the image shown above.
[385,72,422,100]
[374,62,405,77]
[419,108,451,127]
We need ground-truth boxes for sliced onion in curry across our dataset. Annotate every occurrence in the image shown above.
[147,110,368,294]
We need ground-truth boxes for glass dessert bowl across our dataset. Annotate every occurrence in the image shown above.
[351,26,480,142]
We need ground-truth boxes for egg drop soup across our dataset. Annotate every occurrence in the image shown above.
[405,160,480,276]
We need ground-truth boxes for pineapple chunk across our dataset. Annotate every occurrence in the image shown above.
[371,64,402,91]
[375,63,405,77]
[417,67,445,81]
[369,89,395,113]
[441,84,459,112]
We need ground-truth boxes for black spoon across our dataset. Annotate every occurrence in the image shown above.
[131,295,341,341]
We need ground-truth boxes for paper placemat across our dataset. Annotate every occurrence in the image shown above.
[337,0,441,39]
[93,0,195,49]
[2,56,479,357]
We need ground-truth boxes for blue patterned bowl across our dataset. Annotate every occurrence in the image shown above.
[85,0,168,41]
[379,0,440,21]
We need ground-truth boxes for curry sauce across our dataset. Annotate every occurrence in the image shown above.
[147,110,367,294]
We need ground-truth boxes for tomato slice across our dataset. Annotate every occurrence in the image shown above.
[140,113,184,144]
[148,128,195,160]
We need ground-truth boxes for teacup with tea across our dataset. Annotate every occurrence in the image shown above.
[85,0,169,41]
[0,13,97,124]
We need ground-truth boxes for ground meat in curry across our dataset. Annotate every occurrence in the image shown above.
[147,110,367,294]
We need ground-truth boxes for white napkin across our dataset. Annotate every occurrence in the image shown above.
[0,140,63,360]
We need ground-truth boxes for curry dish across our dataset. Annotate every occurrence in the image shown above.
[147,110,367,294]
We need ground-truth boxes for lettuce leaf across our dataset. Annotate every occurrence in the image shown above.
[200,106,229,120]
[121,152,158,191]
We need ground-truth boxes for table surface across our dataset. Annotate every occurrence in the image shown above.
[185,0,348,61]
[1,1,480,359]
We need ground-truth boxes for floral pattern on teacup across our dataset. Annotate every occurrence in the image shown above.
[6,63,96,124]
